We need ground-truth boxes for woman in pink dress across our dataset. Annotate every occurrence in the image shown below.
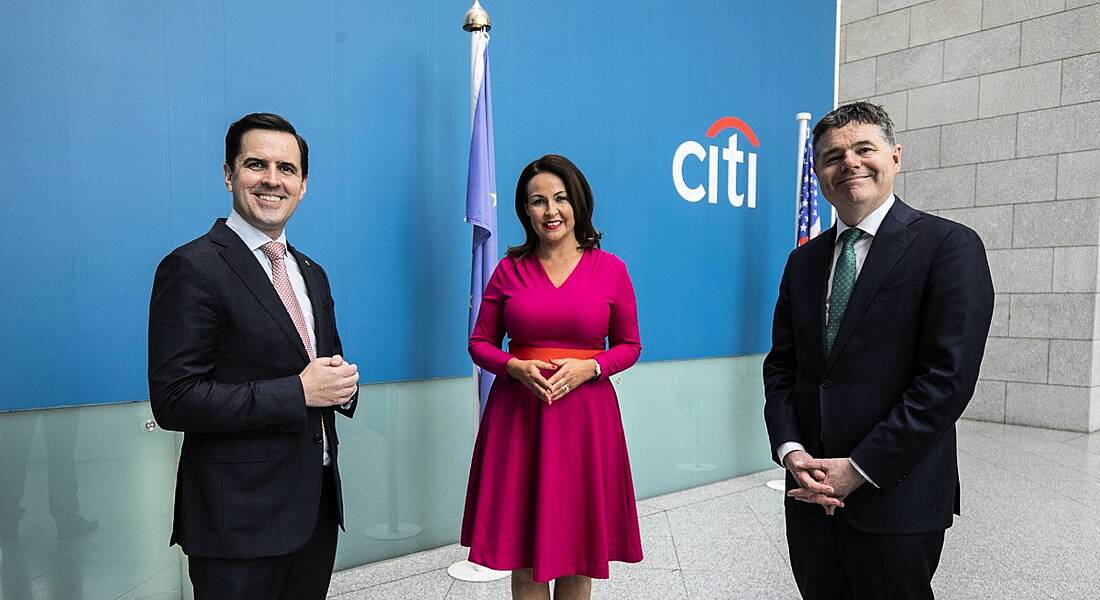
[461,154,643,600]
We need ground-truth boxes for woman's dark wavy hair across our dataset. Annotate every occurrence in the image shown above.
[507,154,603,258]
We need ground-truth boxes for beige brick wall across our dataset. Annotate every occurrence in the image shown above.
[838,0,1100,431]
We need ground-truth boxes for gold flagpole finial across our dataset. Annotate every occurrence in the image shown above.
[463,0,491,32]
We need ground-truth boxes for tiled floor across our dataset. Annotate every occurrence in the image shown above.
[327,420,1100,599]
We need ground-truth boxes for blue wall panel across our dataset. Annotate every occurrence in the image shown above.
[0,0,836,410]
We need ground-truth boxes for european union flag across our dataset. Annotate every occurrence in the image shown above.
[466,30,497,417]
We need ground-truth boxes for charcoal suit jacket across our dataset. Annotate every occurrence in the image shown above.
[763,198,994,534]
[149,218,356,558]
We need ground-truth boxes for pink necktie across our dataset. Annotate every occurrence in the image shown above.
[261,241,332,466]
[260,241,316,360]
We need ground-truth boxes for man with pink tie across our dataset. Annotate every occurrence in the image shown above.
[149,113,359,599]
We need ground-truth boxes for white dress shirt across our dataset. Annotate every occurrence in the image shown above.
[777,194,897,488]
[225,210,331,466]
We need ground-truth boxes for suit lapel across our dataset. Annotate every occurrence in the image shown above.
[824,200,919,372]
[210,220,311,363]
[290,244,328,356]
[808,227,836,360]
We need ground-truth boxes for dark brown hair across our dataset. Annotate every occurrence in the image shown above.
[811,101,897,162]
[507,154,602,258]
[224,112,310,178]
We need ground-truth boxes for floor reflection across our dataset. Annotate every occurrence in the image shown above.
[0,409,97,543]
[0,404,180,599]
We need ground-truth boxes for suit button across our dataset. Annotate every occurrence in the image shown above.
[313,433,323,444]
[821,379,832,389]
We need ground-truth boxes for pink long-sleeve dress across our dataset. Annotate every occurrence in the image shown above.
[460,248,643,582]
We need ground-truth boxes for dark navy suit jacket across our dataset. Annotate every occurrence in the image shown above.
[149,219,356,558]
[763,198,993,534]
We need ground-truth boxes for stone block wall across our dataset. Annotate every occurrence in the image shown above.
[838,0,1100,431]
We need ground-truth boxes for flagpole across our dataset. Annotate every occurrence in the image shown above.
[467,3,488,446]
[768,108,796,488]
[450,1,509,583]
[768,111,815,494]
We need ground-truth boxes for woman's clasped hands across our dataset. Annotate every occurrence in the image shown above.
[505,357,598,405]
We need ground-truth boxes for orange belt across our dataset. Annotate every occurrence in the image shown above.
[509,345,601,361]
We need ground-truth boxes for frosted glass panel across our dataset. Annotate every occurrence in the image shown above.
[334,378,477,570]
[0,403,181,599]
[618,355,774,499]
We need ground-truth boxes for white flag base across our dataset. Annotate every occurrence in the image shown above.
[448,560,510,582]
[364,522,422,540]
[766,479,786,491]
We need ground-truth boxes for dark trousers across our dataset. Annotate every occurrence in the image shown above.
[188,468,339,600]
[786,503,945,600]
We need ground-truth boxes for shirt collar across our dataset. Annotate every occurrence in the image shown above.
[226,209,288,251]
[836,193,895,240]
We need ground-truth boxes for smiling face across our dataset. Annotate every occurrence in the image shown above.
[814,121,901,226]
[223,129,307,239]
[524,172,577,249]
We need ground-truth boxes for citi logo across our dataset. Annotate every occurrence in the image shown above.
[672,116,759,208]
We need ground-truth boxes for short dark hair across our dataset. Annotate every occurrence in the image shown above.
[811,101,897,158]
[224,113,309,178]
[507,154,602,258]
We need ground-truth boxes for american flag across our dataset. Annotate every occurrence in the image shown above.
[797,136,821,247]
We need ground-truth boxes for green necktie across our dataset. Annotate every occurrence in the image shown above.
[825,227,863,354]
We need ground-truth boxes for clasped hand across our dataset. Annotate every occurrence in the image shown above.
[783,450,865,516]
[300,355,359,407]
[506,357,597,405]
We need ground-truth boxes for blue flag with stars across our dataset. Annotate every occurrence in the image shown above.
[466,30,497,417]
